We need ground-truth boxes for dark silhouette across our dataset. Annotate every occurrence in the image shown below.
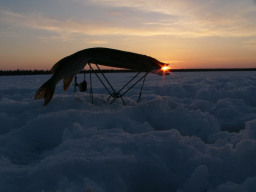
[1,68,256,76]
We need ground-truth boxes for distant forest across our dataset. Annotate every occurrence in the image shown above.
[0,69,133,76]
[0,69,50,76]
[0,68,256,76]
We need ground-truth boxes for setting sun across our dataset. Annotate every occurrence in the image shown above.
[161,66,170,71]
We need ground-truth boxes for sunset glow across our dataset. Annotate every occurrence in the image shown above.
[0,0,256,70]
[161,66,170,71]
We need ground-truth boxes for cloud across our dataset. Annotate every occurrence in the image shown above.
[175,50,192,52]
[1,0,256,40]
[0,10,177,37]
[87,0,256,37]
[87,40,109,45]
[0,9,197,38]
[86,0,187,17]
[243,39,256,50]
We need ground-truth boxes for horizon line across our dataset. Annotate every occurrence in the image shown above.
[1,68,256,76]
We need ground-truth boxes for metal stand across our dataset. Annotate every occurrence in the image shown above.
[74,63,149,105]
[89,68,93,104]
[74,76,78,93]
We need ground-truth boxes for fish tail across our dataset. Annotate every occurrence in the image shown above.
[34,78,56,106]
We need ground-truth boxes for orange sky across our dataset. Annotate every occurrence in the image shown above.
[0,0,256,70]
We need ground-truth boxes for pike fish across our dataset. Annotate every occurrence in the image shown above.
[34,47,166,105]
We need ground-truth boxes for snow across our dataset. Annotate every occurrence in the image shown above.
[0,71,256,192]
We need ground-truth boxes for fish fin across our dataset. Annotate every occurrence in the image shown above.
[63,76,74,92]
[34,79,56,106]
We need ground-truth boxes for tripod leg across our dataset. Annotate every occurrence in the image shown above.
[74,75,77,93]
[137,74,147,103]
[89,67,93,104]
[110,93,126,105]
[120,95,126,105]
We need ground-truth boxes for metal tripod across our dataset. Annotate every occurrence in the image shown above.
[75,63,149,105]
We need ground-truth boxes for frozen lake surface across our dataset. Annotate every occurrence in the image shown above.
[1,71,256,192]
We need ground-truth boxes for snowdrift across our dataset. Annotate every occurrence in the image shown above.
[0,71,256,192]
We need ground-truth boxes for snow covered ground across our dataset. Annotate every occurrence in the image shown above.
[0,71,256,192]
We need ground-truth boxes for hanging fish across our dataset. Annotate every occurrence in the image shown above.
[34,47,169,105]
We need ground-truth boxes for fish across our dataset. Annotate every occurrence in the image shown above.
[34,47,167,105]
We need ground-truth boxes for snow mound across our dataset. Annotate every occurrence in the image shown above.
[0,71,256,192]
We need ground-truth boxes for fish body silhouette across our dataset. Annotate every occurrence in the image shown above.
[34,47,166,105]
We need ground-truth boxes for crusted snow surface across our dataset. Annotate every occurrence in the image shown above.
[0,71,256,192]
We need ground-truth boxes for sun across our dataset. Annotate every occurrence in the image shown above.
[159,65,171,75]
[161,66,170,71]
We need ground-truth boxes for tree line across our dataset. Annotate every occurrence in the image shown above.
[0,69,134,76]
[0,69,50,76]
[1,68,256,76]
